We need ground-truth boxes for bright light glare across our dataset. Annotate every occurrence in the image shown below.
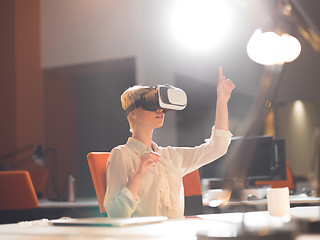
[168,0,231,52]
[247,29,301,65]
[280,34,302,62]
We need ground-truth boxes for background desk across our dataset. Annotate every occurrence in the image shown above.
[0,206,319,240]
[0,198,100,224]
[38,198,99,209]
[202,196,320,214]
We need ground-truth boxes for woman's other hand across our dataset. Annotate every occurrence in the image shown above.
[127,151,161,200]
[136,151,161,176]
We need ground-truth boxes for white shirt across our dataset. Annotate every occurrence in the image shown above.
[103,126,232,218]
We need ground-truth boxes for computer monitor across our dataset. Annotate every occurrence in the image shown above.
[200,136,287,186]
[270,138,287,181]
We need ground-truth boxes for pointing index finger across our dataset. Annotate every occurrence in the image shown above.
[219,66,225,83]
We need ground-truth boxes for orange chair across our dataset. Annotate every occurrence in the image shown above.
[183,170,202,197]
[0,171,39,210]
[87,152,203,216]
[23,164,49,198]
[183,170,203,216]
[87,152,110,214]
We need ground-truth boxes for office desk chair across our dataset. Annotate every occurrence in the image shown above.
[0,171,39,210]
[87,152,110,215]
[183,169,203,216]
[87,152,203,216]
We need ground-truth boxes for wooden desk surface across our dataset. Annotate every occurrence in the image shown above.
[0,206,319,240]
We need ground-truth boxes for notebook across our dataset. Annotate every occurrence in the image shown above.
[50,216,168,227]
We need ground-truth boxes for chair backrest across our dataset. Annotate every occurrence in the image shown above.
[0,170,39,210]
[87,152,110,213]
[87,152,202,215]
[25,165,48,197]
[183,170,202,196]
[183,170,203,216]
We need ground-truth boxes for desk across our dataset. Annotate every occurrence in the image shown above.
[0,198,100,224]
[38,198,101,219]
[0,206,319,240]
[202,195,320,214]
[227,196,320,206]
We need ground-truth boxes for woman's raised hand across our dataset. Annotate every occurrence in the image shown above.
[217,66,235,104]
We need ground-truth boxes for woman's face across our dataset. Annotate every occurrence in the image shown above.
[133,107,165,131]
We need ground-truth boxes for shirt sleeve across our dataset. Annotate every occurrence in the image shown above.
[171,126,232,176]
[103,148,139,218]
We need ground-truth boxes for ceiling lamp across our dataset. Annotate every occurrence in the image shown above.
[247,0,302,65]
[247,29,301,65]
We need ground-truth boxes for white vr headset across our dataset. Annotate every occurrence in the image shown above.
[124,85,187,115]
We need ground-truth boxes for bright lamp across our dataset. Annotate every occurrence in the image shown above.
[247,29,301,65]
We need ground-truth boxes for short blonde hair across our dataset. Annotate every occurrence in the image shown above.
[121,85,151,128]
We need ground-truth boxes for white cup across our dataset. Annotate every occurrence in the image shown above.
[266,187,290,217]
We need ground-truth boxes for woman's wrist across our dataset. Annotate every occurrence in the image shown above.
[215,98,229,131]
[130,170,143,185]
[216,97,229,106]
[127,172,142,201]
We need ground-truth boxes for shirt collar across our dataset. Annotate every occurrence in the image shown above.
[126,137,159,155]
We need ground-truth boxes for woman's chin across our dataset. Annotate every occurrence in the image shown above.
[155,122,164,128]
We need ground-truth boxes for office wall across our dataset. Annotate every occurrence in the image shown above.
[43,58,135,198]
[15,0,44,150]
[276,101,320,178]
[40,0,178,149]
[40,0,141,69]
[0,0,44,164]
[44,71,76,199]
[0,1,16,158]
[75,63,135,197]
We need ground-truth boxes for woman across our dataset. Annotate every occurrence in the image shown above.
[103,66,235,218]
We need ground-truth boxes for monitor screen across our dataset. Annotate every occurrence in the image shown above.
[270,138,287,180]
[200,136,286,184]
[245,135,274,181]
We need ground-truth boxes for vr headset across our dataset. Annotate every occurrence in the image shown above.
[124,85,187,115]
